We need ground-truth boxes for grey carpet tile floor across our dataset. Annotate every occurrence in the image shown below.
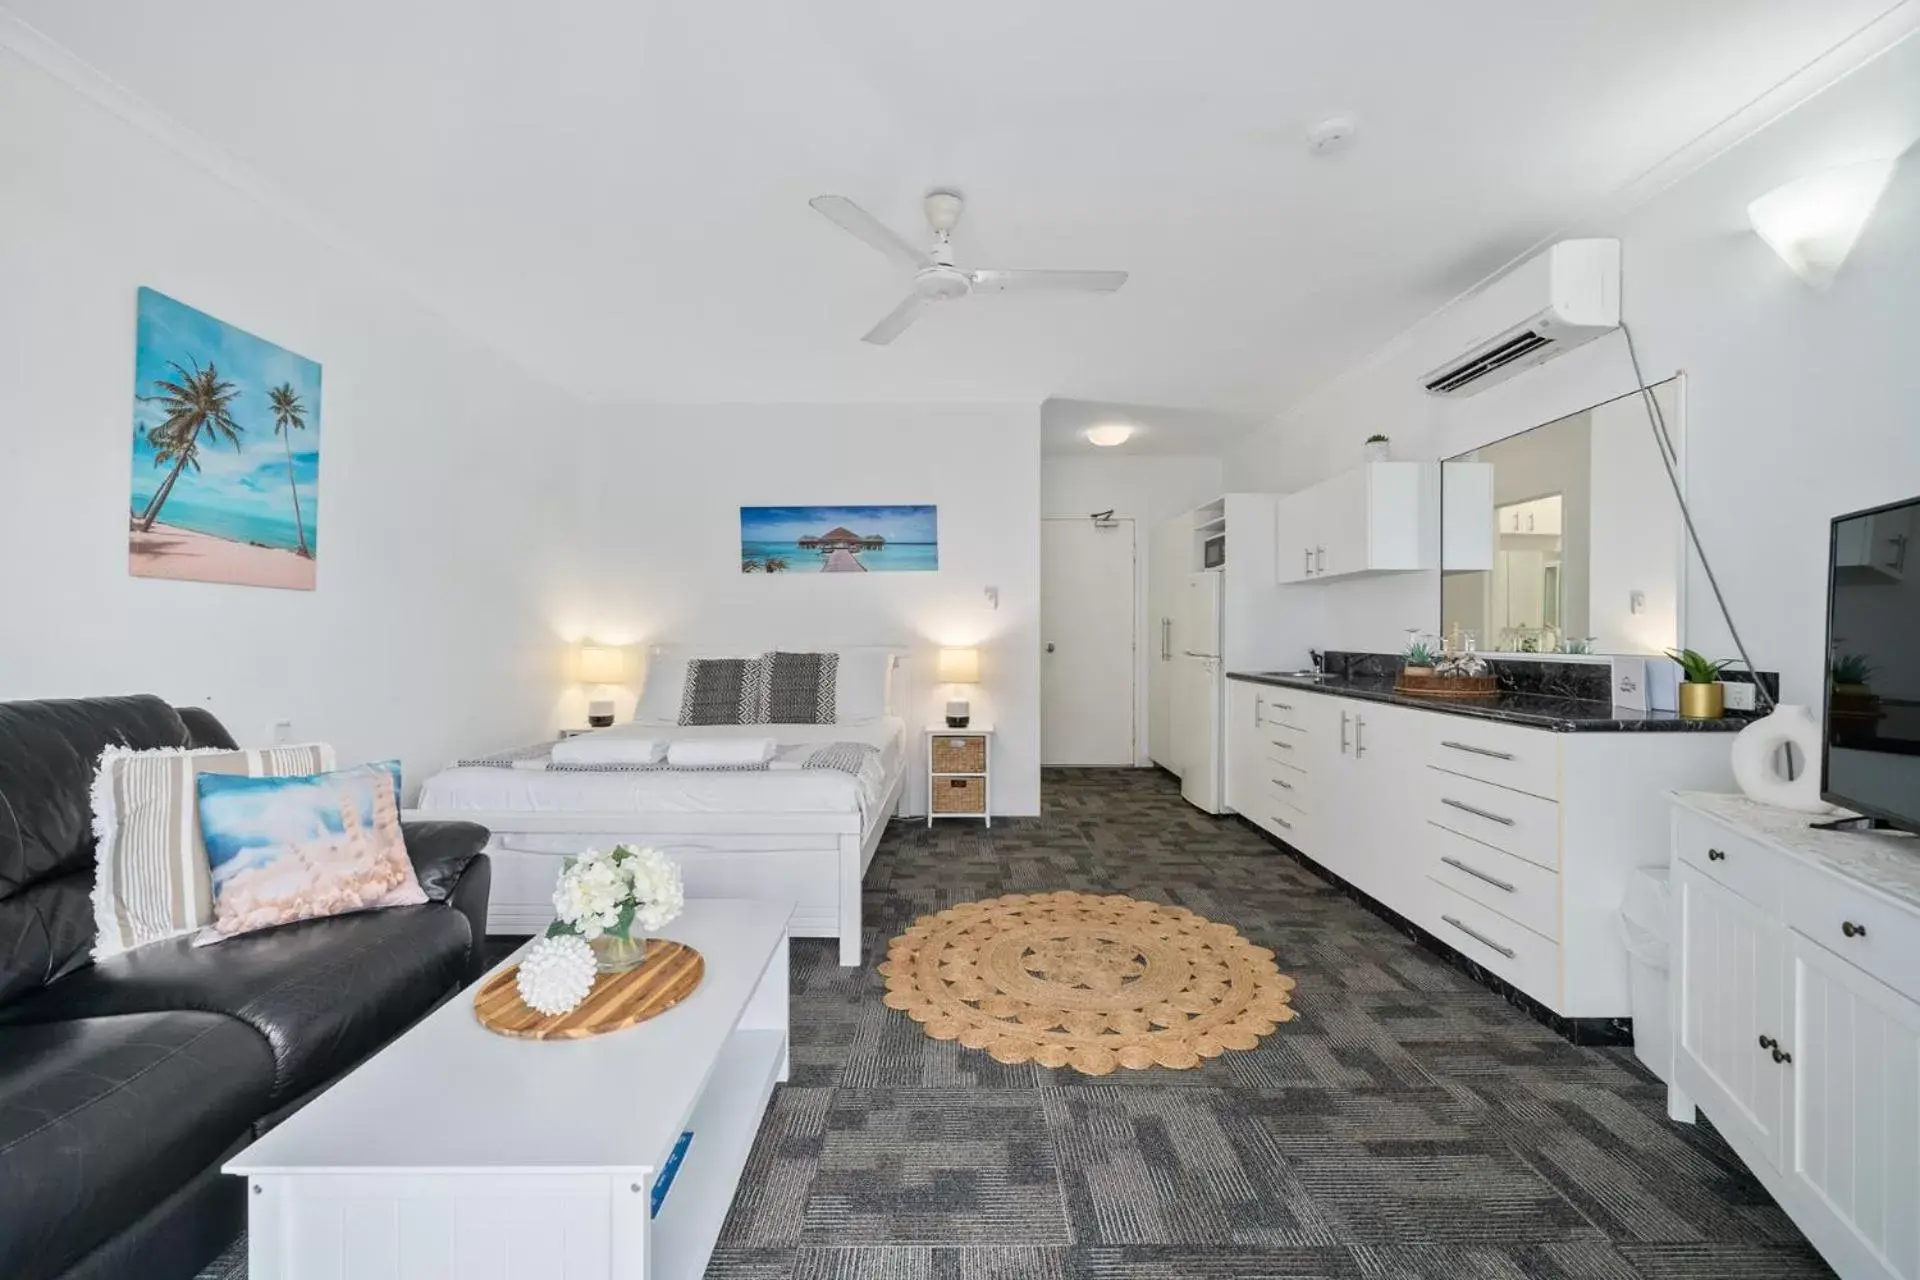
[197,768,1832,1279]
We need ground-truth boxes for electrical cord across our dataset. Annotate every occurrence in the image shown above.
[1619,321,1776,712]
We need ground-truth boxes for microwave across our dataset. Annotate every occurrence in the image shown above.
[1202,534,1226,568]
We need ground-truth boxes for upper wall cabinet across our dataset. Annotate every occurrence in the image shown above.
[1275,461,1488,585]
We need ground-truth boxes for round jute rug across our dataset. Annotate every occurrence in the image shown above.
[879,891,1297,1076]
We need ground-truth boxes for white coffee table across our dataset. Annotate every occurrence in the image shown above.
[227,899,791,1280]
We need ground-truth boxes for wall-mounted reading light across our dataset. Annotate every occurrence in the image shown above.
[1747,158,1898,288]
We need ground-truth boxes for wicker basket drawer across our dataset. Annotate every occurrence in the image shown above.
[933,776,986,814]
[931,735,987,774]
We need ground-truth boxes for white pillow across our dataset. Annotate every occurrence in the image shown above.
[834,648,897,723]
[633,648,692,723]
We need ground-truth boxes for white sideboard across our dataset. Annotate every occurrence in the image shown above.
[1668,792,1920,1280]
[1226,677,1733,1019]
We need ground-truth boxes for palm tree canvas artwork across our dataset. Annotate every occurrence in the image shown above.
[741,505,938,573]
[129,288,321,589]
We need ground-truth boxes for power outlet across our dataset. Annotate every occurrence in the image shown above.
[1724,683,1756,712]
[270,719,293,745]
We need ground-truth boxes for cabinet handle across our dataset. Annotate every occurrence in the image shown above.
[1441,797,1515,827]
[1303,548,1313,577]
[1440,740,1515,761]
[1772,1046,1793,1065]
[1441,915,1516,959]
[1354,714,1366,758]
[1841,920,1867,938]
[1271,777,1294,791]
[1271,812,1293,830]
[1757,1034,1777,1050]
[1340,710,1350,754]
[1269,737,1294,751]
[1266,700,1293,712]
[1440,855,1515,893]
[1315,545,1325,572]
[1706,848,1726,862]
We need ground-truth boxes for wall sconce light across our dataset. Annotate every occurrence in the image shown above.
[574,644,629,727]
[1747,158,1898,288]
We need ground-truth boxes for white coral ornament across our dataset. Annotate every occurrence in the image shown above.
[515,934,597,1016]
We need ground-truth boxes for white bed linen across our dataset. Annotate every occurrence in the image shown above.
[416,719,906,849]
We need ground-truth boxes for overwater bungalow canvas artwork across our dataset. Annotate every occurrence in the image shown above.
[740,505,938,573]
[129,288,321,590]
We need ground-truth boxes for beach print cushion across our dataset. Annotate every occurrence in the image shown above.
[90,742,336,959]
[678,656,768,725]
[194,761,425,944]
[763,651,839,724]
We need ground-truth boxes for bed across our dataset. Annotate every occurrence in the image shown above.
[406,648,914,966]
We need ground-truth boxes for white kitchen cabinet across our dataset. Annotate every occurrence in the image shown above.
[1834,504,1912,584]
[1668,792,1920,1280]
[1673,860,1791,1168]
[1273,462,1492,585]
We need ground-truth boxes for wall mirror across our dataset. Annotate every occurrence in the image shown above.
[1440,379,1682,656]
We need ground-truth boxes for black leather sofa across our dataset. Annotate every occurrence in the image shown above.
[0,696,494,1280]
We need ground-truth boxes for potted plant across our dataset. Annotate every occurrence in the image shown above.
[1829,653,1879,737]
[1402,640,1436,676]
[1364,433,1392,463]
[1665,648,1735,719]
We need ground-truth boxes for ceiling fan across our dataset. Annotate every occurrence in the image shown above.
[809,190,1128,345]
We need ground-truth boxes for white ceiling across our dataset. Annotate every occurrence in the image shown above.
[5,1,1903,418]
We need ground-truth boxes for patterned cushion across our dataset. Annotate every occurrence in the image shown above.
[678,656,768,725]
[90,742,335,959]
[763,651,839,724]
[194,761,426,943]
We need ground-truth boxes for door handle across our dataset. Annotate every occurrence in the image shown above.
[1162,617,1172,660]
[1440,797,1514,826]
[1315,545,1325,573]
[1339,710,1350,754]
[1303,547,1313,577]
[1353,713,1365,758]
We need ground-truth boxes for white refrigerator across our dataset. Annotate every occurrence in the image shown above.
[1173,571,1226,813]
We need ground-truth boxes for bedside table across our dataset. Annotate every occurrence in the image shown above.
[927,727,992,828]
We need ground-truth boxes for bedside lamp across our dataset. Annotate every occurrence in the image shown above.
[575,644,628,727]
[937,647,980,728]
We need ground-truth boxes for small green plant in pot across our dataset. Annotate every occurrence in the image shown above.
[1831,653,1873,692]
[1402,640,1436,675]
[1666,648,1735,719]
[1364,433,1391,463]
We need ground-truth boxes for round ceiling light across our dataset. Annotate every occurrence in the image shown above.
[1085,424,1135,447]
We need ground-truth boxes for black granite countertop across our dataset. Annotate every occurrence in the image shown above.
[1227,670,1755,733]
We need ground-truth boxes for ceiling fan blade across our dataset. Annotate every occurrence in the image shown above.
[861,294,925,345]
[810,195,932,271]
[969,268,1128,293]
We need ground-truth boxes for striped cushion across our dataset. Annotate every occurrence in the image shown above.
[677,657,767,725]
[89,742,334,959]
[763,651,839,724]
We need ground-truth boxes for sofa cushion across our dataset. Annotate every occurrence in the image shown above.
[0,904,471,1103]
[0,1011,275,1280]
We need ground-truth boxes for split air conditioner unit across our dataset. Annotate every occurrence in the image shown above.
[1420,239,1621,397]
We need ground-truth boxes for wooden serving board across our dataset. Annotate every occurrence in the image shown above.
[474,939,705,1040]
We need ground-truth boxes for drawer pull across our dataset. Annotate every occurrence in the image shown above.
[1441,915,1516,959]
[1271,813,1293,831]
[1270,777,1294,791]
[1270,738,1295,751]
[1440,740,1515,761]
[1440,797,1515,827]
[1440,855,1515,893]
[1706,848,1726,862]
[1841,920,1867,938]
[1265,700,1294,712]
[1758,1034,1777,1050]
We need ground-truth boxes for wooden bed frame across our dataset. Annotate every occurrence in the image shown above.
[405,649,916,967]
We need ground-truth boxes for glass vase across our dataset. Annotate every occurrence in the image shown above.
[591,933,650,974]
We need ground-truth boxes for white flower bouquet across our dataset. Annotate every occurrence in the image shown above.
[516,845,685,1013]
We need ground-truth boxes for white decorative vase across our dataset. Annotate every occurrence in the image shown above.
[1729,704,1832,813]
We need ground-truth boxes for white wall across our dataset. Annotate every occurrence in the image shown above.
[575,404,1044,814]
[1228,34,1920,705]
[1041,454,1222,765]
[0,47,592,793]
[1587,386,1682,654]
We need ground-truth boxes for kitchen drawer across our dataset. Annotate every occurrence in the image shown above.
[1422,768,1561,871]
[1252,796,1308,845]
[1253,687,1318,736]
[1672,809,1782,915]
[1263,734,1308,772]
[1426,824,1562,940]
[1783,861,1920,997]
[1422,879,1562,999]
[1424,717,1560,802]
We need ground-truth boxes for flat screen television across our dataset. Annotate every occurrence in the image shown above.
[1823,495,1920,832]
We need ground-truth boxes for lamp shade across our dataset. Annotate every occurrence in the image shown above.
[1747,159,1897,288]
[936,647,980,684]
[575,644,628,685]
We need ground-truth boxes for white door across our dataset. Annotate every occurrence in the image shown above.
[1786,933,1920,1280]
[1148,517,1189,770]
[1042,516,1137,766]
[1674,863,1790,1167]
